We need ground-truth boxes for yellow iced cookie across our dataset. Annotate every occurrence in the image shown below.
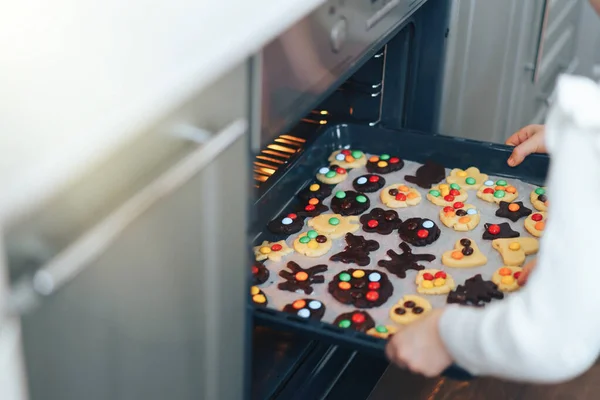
[253,240,293,262]
[492,266,523,292]
[426,183,468,206]
[380,183,422,208]
[390,295,432,325]
[367,325,398,339]
[446,167,489,190]
[530,187,548,211]
[316,165,348,184]
[476,179,518,204]
[492,237,539,266]
[293,230,332,257]
[307,214,360,239]
[415,269,455,295]
[439,203,480,231]
[441,238,487,268]
[524,212,546,238]
[328,149,368,169]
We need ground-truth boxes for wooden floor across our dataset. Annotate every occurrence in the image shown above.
[367,362,600,400]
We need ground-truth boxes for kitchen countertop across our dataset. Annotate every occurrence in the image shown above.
[0,0,324,223]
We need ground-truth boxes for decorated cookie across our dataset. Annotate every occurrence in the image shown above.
[328,149,368,169]
[482,222,520,240]
[293,230,332,257]
[446,167,489,190]
[251,286,268,307]
[359,208,402,235]
[316,164,348,185]
[298,182,334,202]
[398,218,441,247]
[439,202,480,231]
[307,214,360,239]
[492,266,522,292]
[278,261,328,294]
[377,242,435,278]
[390,295,432,325]
[415,269,455,295]
[333,311,375,332]
[524,212,546,238]
[267,212,304,235]
[296,197,329,218]
[330,233,380,266]
[442,238,487,268]
[404,160,445,189]
[328,269,393,308]
[282,298,326,321]
[427,183,468,207]
[476,179,518,203]
[352,174,386,193]
[530,187,548,211]
[496,201,532,222]
[330,190,370,216]
[447,274,504,307]
[380,184,422,208]
[492,237,539,266]
[252,262,270,285]
[367,325,398,339]
[254,240,293,262]
[366,154,404,174]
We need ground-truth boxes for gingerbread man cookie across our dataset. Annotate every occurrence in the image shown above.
[492,266,522,292]
[476,179,518,204]
[328,149,368,169]
[316,164,348,184]
[328,269,393,308]
[447,274,504,307]
[524,212,546,238]
[530,187,548,211]
[352,174,386,193]
[293,230,332,257]
[439,202,480,231]
[298,182,334,202]
[415,269,455,295]
[442,238,487,268]
[254,240,293,262]
[278,261,327,294]
[330,190,370,216]
[307,214,360,239]
[446,167,489,190]
[267,212,304,235]
[427,183,468,206]
[492,237,539,266]
[496,201,532,222]
[333,311,375,332]
[251,286,268,307]
[404,160,445,189]
[377,242,435,278]
[390,295,432,325]
[380,184,422,208]
[329,233,380,266]
[367,325,398,339]
[282,298,326,321]
[366,154,404,174]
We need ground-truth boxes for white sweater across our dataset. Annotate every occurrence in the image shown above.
[439,75,600,383]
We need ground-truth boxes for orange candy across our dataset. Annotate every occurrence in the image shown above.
[535,221,545,231]
[451,251,464,260]
[458,216,471,224]
[495,186,506,191]
[345,155,355,163]
[308,198,319,205]
[506,186,517,194]
[407,192,418,199]
[445,211,456,218]
[293,300,306,309]
[295,272,309,281]
[338,282,351,290]
[508,203,520,212]
[398,185,410,192]
[499,267,512,276]
[369,156,379,162]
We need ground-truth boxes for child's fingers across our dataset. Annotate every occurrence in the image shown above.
[505,125,543,147]
[507,135,544,166]
[518,259,537,286]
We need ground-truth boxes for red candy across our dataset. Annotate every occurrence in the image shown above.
[444,195,455,202]
[488,224,501,235]
[305,204,315,211]
[368,175,380,182]
[417,229,429,238]
[449,189,460,196]
[341,149,351,155]
[395,193,407,201]
[252,266,258,274]
[483,188,494,194]
[368,282,380,290]
[453,202,464,209]
[443,206,454,213]
[513,271,521,280]
[434,271,447,279]
[531,213,543,221]
[271,244,282,251]
[336,167,347,174]
[423,273,434,281]
[366,291,379,302]
[390,157,400,164]
[367,219,379,228]
[287,213,297,220]
[352,313,366,324]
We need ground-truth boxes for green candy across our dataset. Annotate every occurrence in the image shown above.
[356,195,367,203]
[351,150,363,159]
[328,217,340,226]
[535,187,545,195]
[339,273,351,282]
[307,230,318,239]
[335,191,346,199]
[465,177,476,185]
[379,154,390,160]
[429,190,441,197]
[299,236,311,244]
[496,179,507,186]
[450,183,461,190]
[338,320,351,328]
[325,171,337,178]
[376,325,388,333]
[494,190,506,198]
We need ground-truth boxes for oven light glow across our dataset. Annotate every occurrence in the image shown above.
[319,120,327,125]
[320,110,329,115]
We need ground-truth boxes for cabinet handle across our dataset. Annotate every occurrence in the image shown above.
[527,0,551,83]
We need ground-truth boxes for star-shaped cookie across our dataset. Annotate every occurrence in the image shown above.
[495,201,532,222]
[482,222,520,240]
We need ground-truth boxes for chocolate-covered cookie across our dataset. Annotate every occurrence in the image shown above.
[252,262,270,285]
[378,242,436,278]
[330,233,380,266]
[267,212,304,235]
[399,218,441,246]
[404,160,446,188]
[251,286,268,307]
[333,311,376,332]
[359,208,402,235]
[296,198,329,218]
[282,298,326,321]
[495,201,532,222]
[352,174,386,193]
[482,222,520,240]
[447,274,504,307]
[278,261,327,294]
[367,154,404,174]
[330,190,370,216]
[329,269,393,308]
[298,182,334,202]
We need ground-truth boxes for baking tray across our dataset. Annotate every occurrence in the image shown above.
[251,123,549,381]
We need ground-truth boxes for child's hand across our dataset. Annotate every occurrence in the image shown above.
[506,124,547,166]
[517,259,537,286]
[385,309,453,377]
